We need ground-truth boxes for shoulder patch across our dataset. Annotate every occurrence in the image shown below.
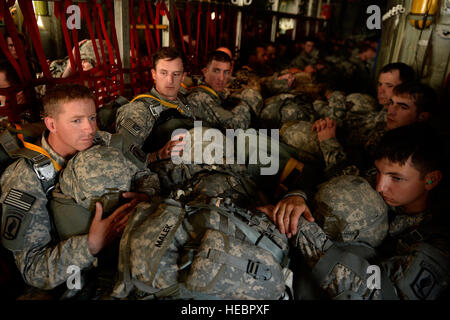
[4,189,36,212]
[411,266,436,300]
[2,210,24,240]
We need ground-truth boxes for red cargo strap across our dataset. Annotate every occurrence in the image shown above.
[174,4,186,54]
[139,0,155,55]
[17,0,51,79]
[106,0,124,95]
[130,0,138,65]
[96,3,115,67]
[218,5,225,46]
[0,25,23,82]
[56,0,78,77]
[195,2,202,58]
[0,0,31,82]
[152,1,162,49]
[204,3,211,57]
[185,2,193,55]
[80,2,102,69]
[91,4,107,73]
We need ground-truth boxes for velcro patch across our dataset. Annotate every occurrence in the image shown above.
[4,189,35,212]
[2,211,24,240]
[123,118,141,137]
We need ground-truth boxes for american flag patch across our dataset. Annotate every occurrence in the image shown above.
[123,118,141,137]
[4,189,35,212]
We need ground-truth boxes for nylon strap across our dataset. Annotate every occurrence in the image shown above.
[203,248,272,281]
[131,94,185,114]
[312,244,370,286]
[194,85,220,99]
[14,124,62,172]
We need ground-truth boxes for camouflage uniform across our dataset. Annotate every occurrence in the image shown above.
[294,177,450,300]
[318,96,386,176]
[0,130,111,290]
[289,49,319,70]
[259,94,315,129]
[49,39,107,78]
[187,82,261,130]
[115,87,194,150]
[280,120,322,163]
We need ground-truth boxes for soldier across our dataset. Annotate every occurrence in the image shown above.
[312,63,418,176]
[289,37,319,72]
[0,84,144,297]
[282,124,450,299]
[115,47,194,163]
[187,50,262,130]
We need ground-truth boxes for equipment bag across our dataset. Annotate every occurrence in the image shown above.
[112,197,290,300]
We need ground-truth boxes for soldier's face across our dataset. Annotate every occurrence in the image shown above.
[255,47,268,64]
[375,157,430,213]
[7,37,18,60]
[377,70,401,106]
[0,70,25,106]
[45,98,97,158]
[386,94,421,130]
[266,45,276,61]
[203,60,232,92]
[151,58,185,101]
[303,41,315,54]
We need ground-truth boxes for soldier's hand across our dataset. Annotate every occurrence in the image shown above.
[311,117,337,142]
[158,133,186,160]
[277,73,295,87]
[273,196,314,238]
[88,201,134,256]
[122,191,150,204]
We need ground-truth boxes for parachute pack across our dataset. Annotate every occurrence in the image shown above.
[0,122,58,194]
[112,197,291,300]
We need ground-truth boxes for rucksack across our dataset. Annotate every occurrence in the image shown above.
[112,197,290,300]
[0,122,57,193]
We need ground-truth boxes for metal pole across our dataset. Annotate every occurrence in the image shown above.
[114,0,130,84]
[270,0,279,42]
[292,0,300,41]
[162,0,170,47]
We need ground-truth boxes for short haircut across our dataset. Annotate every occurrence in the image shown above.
[392,81,437,115]
[43,84,94,118]
[0,60,21,87]
[374,123,442,176]
[152,47,186,70]
[357,43,375,54]
[205,50,232,68]
[303,36,316,44]
[380,62,415,83]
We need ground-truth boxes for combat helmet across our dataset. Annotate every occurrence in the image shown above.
[345,93,378,114]
[313,175,388,247]
[59,144,142,212]
[280,120,321,162]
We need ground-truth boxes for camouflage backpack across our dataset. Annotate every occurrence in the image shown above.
[112,196,290,300]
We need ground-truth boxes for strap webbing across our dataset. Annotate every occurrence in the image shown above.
[194,85,220,99]
[15,124,62,172]
[131,94,185,114]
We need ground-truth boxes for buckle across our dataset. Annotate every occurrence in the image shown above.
[246,260,271,280]
[409,229,424,242]
[129,144,146,163]
[149,105,158,117]
[33,158,56,181]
